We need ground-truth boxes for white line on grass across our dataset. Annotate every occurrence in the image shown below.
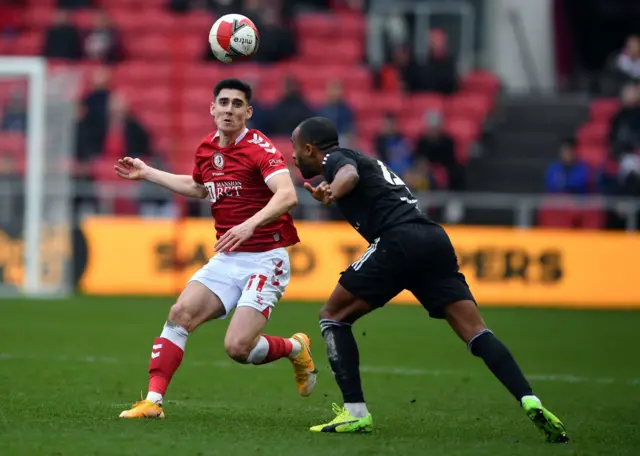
[1,352,638,387]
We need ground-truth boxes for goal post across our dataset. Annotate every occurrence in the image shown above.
[0,56,75,298]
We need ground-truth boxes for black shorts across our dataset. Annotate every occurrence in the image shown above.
[339,223,475,319]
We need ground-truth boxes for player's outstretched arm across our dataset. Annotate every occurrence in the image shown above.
[114,157,207,199]
[327,164,359,200]
[214,172,298,252]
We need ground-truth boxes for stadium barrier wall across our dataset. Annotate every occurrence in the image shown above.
[1,216,639,308]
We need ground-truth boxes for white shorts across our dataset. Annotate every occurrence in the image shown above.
[188,247,290,319]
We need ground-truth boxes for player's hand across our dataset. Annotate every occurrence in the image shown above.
[303,181,333,205]
[215,220,257,252]
[114,157,147,180]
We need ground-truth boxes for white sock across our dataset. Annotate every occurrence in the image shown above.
[146,391,163,405]
[247,336,270,364]
[288,338,302,359]
[344,402,369,418]
[521,395,541,407]
[160,321,189,350]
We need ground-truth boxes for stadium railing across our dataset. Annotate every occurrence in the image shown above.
[0,181,637,231]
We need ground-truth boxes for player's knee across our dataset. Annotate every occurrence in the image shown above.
[168,302,197,332]
[224,338,252,364]
[318,305,337,322]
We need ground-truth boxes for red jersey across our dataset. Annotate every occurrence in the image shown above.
[192,128,300,252]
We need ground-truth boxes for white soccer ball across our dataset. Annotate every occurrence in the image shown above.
[209,14,260,64]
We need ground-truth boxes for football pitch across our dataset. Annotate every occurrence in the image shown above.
[1,297,639,456]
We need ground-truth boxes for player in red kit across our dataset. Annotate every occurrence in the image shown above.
[113,79,317,419]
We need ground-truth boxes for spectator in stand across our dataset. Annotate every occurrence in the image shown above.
[43,10,83,61]
[317,80,354,142]
[82,68,111,140]
[375,113,413,178]
[596,154,621,195]
[102,93,151,159]
[382,30,458,94]
[413,110,464,190]
[544,138,590,194]
[249,6,296,63]
[422,29,459,94]
[610,83,640,151]
[269,77,314,135]
[617,149,640,196]
[244,77,271,134]
[167,0,192,13]
[614,35,640,84]
[83,10,124,64]
[58,0,93,9]
[203,0,242,16]
[378,46,410,92]
[1,92,27,132]
[403,156,438,193]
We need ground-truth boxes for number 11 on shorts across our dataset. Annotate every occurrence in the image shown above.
[247,274,268,292]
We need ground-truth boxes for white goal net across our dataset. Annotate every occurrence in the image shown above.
[0,57,77,297]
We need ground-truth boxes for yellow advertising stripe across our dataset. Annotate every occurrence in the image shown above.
[77,217,640,308]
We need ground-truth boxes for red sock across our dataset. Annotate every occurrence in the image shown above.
[148,337,184,396]
[261,335,293,364]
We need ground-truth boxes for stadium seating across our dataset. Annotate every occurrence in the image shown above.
[0,2,500,191]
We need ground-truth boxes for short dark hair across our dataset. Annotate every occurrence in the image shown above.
[213,78,252,103]
[561,137,576,149]
[298,117,340,151]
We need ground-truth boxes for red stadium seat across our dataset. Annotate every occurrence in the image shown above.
[183,87,215,112]
[576,122,609,147]
[580,209,606,229]
[398,117,424,139]
[26,8,54,29]
[538,202,606,229]
[181,64,225,88]
[356,117,383,140]
[70,9,96,29]
[295,14,336,39]
[446,92,493,122]
[407,93,445,116]
[113,61,173,86]
[122,85,173,113]
[0,132,26,156]
[297,37,362,64]
[589,98,620,122]
[125,33,172,60]
[10,32,42,56]
[26,0,55,7]
[98,0,166,10]
[269,135,294,162]
[460,70,501,95]
[538,206,575,228]
[334,13,366,40]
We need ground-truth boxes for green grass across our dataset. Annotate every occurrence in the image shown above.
[1,297,639,456]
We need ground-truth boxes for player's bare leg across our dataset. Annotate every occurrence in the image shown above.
[119,282,225,419]
[224,306,317,396]
[310,284,374,433]
[444,300,568,443]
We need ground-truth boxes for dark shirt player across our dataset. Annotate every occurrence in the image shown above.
[290,116,568,442]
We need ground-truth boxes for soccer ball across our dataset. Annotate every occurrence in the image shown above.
[209,14,260,63]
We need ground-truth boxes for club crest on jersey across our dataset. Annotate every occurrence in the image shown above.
[212,153,224,170]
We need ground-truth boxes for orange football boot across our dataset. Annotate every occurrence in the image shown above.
[290,333,318,397]
[119,399,165,419]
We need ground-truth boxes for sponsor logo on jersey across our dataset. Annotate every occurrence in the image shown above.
[269,158,283,166]
[204,180,243,203]
[212,153,224,170]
